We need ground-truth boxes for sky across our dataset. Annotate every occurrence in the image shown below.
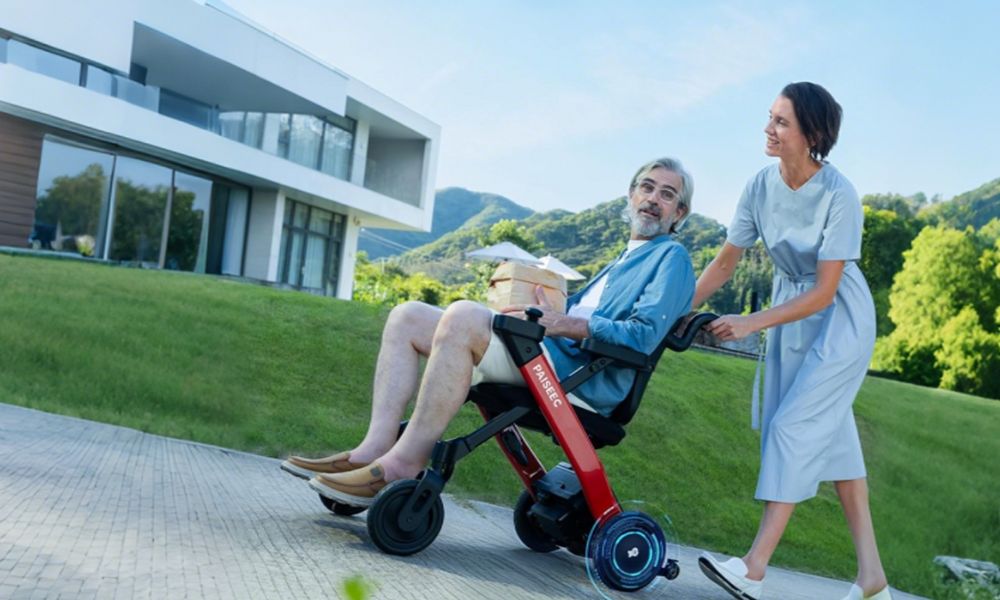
[225,0,1000,226]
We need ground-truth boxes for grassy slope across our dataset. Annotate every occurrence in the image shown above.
[1,254,996,597]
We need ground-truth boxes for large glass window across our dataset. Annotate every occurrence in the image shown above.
[276,114,292,158]
[5,38,364,186]
[204,183,249,276]
[165,172,212,272]
[288,115,323,168]
[32,140,114,257]
[113,73,159,111]
[159,90,213,130]
[7,40,81,85]
[83,65,113,95]
[218,112,245,143]
[320,123,353,180]
[278,199,345,295]
[107,157,171,266]
[243,112,264,149]
[221,188,248,276]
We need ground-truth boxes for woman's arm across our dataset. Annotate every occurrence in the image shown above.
[693,242,745,307]
[706,259,845,341]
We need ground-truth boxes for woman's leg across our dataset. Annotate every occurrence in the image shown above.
[835,477,888,595]
[742,501,796,580]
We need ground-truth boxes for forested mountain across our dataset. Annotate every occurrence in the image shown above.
[920,178,1000,229]
[394,197,727,283]
[357,187,533,259]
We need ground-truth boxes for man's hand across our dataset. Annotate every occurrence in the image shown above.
[500,286,589,339]
[704,314,760,341]
[499,285,559,324]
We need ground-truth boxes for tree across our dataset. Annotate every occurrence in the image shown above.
[872,226,1000,398]
[691,242,773,315]
[34,164,109,254]
[935,307,1000,397]
[108,180,169,264]
[480,219,543,254]
[352,252,447,307]
[887,226,994,333]
[861,192,927,219]
[164,190,204,271]
[859,206,921,335]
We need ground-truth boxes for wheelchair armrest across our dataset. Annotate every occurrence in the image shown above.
[579,338,650,370]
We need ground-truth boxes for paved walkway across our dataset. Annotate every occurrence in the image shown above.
[0,403,925,599]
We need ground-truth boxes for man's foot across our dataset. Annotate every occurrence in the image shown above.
[698,552,764,600]
[308,463,389,507]
[280,451,369,480]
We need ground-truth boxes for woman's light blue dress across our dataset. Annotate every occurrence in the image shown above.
[728,163,876,503]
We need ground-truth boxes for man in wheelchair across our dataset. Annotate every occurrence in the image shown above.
[282,157,696,509]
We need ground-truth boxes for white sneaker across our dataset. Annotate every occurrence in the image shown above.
[698,552,764,600]
[841,583,893,600]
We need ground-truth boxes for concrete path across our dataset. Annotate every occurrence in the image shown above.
[0,403,925,599]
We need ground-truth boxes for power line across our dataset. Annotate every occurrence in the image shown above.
[358,229,414,254]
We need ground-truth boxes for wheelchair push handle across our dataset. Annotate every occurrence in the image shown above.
[664,312,719,352]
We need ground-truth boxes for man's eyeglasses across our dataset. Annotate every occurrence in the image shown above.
[635,181,679,204]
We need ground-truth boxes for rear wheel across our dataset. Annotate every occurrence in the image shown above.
[512,490,558,553]
[587,511,667,592]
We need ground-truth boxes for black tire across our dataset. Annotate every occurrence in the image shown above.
[319,494,367,516]
[512,491,558,553]
[367,480,444,556]
[588,511,666,592]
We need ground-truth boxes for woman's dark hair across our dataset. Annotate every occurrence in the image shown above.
[781,82,842,160]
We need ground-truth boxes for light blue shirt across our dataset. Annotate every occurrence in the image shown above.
[543,234,695,417]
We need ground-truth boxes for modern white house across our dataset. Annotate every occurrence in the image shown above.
[0,0,439,299]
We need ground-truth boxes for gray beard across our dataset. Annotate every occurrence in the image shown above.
[621,205,667,238]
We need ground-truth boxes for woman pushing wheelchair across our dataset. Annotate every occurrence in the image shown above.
[695,82,891,600]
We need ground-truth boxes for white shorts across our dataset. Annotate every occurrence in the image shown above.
[470,331,596,413]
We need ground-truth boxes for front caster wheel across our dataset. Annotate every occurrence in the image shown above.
[367,479,444,556]
[319,494,366,516]
[587,511,667,592]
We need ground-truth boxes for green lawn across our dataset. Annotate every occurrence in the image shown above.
[1,253,996,598]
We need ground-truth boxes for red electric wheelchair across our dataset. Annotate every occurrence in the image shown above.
[325,308,717,593]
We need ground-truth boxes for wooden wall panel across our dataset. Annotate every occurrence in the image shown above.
[0,113,44,247]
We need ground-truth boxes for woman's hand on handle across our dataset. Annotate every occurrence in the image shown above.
[705,314,761,341]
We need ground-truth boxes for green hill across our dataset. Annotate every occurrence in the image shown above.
[358,187,534,259]
[920,177,1000,230]
[0,253,996,599]
[397,197,726,283]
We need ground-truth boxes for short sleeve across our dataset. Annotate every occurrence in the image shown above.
[818,189,863,261]
[726,181,759,248]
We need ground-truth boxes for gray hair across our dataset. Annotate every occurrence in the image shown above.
[627,157,694,233]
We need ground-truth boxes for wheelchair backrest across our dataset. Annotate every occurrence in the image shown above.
[608,312,718,425]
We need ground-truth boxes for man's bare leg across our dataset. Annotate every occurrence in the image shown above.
[347,301,444,464]
[376,301,493,480]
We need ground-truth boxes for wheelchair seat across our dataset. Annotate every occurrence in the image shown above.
[468,312,718,449]
[470,384,626,448]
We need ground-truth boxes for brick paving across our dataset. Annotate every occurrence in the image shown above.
[0,403,925,599]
